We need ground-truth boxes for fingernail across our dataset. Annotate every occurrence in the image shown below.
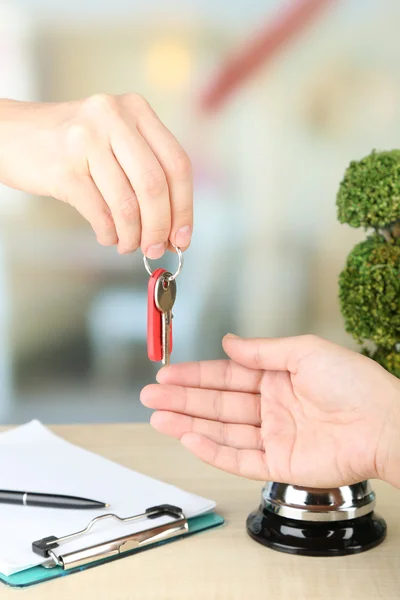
[117,245,130,255]
[175,225,192,248]
[225,333,241,339]
[146,243,165,259]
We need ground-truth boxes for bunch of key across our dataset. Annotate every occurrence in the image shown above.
[144,246,183,366]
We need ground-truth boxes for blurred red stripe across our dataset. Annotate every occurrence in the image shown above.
[199,0,336,113]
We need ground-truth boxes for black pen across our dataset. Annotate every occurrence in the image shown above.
[0,490,109,509]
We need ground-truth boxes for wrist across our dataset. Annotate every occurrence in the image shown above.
[0,99,29,188]
[0,98,57,196]
[376,375,400,488]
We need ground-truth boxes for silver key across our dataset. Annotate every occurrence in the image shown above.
[155,272,177,366]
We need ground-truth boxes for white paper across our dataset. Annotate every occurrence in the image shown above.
[0,421,215,576]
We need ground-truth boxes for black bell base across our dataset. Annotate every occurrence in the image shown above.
[246,507,387,557]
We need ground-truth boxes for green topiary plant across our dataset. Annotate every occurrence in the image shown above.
[337,149,400,378]
[337,149,400,230]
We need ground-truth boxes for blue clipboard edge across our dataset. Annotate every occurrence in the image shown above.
[0,512,224,588]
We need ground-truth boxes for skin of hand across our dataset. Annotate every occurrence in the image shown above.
[141,334,400,489]
[0,94,193,257]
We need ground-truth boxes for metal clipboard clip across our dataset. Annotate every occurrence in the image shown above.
[32,504,188,570]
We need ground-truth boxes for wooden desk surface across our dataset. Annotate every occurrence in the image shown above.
[3,423,400,599]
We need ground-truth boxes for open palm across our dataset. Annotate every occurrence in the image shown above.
[141,335,400,487]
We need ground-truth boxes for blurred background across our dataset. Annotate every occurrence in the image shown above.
[0,0,400,424]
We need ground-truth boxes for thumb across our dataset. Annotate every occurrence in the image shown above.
[222,333,322,372]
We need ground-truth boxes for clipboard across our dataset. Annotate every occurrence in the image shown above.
[0,504,224,588]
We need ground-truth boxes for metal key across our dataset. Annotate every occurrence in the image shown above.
[155,272,177,366]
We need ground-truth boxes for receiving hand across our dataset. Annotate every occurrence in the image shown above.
[0,94,192,257]
[141,334,400,488]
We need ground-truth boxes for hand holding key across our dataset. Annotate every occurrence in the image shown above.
[0,94,193,256]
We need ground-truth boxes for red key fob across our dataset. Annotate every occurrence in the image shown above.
[147,268,173,362]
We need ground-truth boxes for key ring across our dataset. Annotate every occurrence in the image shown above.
[143,244,183,282]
